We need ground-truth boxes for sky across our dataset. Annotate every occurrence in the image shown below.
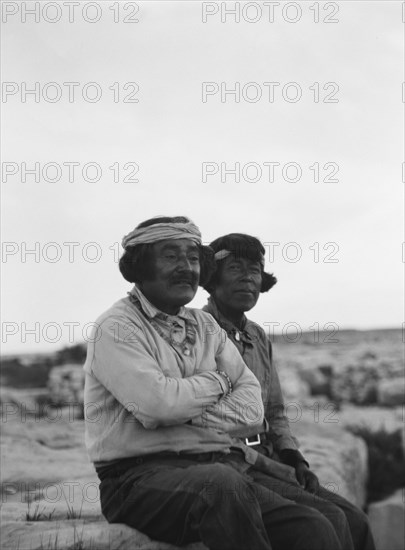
[1,0,404,355]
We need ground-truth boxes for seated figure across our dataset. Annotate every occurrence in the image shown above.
[83,216,351,550]
[202,232,376,550]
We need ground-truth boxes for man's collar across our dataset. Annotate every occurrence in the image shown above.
[129,285,197,325]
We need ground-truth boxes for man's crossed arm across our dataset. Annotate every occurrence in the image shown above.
[89,316,263,437]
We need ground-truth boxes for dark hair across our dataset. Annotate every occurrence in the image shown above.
[119,216,215,286]
[203,233,277,293]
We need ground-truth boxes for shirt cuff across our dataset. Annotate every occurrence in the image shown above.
[210,371,229,396]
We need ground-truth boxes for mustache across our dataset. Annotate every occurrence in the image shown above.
[170,274,198,285]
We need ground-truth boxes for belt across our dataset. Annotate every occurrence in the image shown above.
[245,434,261,447]
[96,451,223,480]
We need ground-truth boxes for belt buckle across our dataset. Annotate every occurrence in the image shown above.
[245,434,261,447]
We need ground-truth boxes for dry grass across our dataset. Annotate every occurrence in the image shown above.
[63,492,84,520]
[25,501,56,522]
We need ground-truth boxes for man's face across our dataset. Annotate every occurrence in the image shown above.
[140,239,200,314]
[212,255,262,315]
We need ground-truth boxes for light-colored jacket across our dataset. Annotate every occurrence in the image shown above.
[83,286,264,463]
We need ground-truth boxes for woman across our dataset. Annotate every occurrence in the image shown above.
[203,232,376,550]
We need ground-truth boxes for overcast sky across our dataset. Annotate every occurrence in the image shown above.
[1,1,403,354]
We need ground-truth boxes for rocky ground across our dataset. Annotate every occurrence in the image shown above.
[1,329,404,550]
[0,411,369,550]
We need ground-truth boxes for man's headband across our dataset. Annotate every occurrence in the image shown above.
[122,221,202,249]
[214,249,265,267]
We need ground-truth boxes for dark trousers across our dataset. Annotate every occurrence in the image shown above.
[249,469,375,550]
[98,451,346,550]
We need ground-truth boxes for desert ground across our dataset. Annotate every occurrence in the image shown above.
[1,329,404,550]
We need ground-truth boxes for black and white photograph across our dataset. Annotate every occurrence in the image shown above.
[1,2,404,549]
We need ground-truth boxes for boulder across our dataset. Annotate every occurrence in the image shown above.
[377,378,405,407]
[47,363,85,408]
[368,489,405,550]
[0,387,50,418]
[330,364,380,405]
[338,404,404,433]
[377,358,404,378]
[299,366,331,397]
[1,412,369,549]
[292,412,369,508]
[0,520,209,550]
[0,416,206,550]
[278,367,311,403]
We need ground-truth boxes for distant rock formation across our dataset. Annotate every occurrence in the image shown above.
[292,413,368,508]
[377,378,405,407]
[47,364,85,409]
[330,364,380,405]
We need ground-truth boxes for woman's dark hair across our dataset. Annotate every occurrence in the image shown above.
[202,233,277,293]
[119,216,215,286]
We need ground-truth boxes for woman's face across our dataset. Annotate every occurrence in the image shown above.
[212,255,262,315]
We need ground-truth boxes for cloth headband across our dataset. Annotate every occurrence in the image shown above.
[122,221,202,249]
[214,249,265,267]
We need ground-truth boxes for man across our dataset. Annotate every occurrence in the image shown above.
[203,232,376,550]
[83,216,343,550]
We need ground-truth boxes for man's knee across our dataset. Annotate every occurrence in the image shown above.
[344,505,374,546]
[319,500,350,530]
[345,506,369,527]
[273,505,342,550]
[304,509,342,550]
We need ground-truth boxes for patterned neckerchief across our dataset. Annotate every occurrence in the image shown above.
[128,285,197,356]
[204,297,255,348]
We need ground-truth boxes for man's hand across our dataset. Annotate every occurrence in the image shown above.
[279,449,320,494]
[295,462,320,494]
